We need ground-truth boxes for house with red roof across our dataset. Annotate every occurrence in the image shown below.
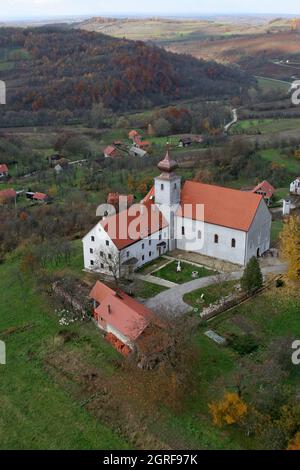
[26,192,50,203]
[89,280,167,360]
[0,188,16,204]
[0,164,9,178]
[252,180,275,205]
[290,177,300,195]
[83,150,271,274]
[103,145,120,159]
[128,130,140,142]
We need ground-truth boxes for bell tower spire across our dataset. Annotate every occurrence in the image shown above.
[154,148,181,251]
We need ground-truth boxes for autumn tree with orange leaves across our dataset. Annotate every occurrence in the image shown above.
[209,392,248,427]
[280,215,300,281]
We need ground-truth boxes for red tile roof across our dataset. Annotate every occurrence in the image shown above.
[129,130,139,139]
[141,186,155,203]
[90,281,155,342]
[252,180,275,199]
[107,193,134,207]
[32,192,48,201]
[178,181,263,232]
[104,145,117,157]
[0,164,8,174]
[100,200,168,250]
[0,188,16,200]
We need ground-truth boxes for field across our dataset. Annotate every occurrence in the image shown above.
[231,118,300,136]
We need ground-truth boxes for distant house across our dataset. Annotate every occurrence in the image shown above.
[290,177,300,195]
[128,130,140,142]
[26,192,50,203]
[89,280,167,364]
[0,164,9,178]
[0,188,16,204]
[134,139,151,149]
[179,137,193,147]
[54,158,70,174]
[129,145,147,158]
[252,180,275,206]
[104,145,119,159]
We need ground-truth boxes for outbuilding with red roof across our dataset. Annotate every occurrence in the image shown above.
[0,164,9,178]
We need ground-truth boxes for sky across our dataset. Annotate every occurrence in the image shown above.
[1,0,300,20]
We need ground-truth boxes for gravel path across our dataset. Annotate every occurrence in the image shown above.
[145,264,287,316]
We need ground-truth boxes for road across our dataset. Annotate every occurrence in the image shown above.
[145,264,287,316]
[224,108,238,133]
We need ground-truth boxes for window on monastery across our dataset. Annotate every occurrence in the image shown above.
[106,240,109,246]
[127,251,129,258]
[214,234,219,244]
[90,260,94,266]
[100,251,103,257]
[198,230,202,239]
[142,255,145,261]
[174,183,177,190]
[91,236,95,242]
[101,263,104,269]
[231,238,236,248]
[149,251,152,257]
[149,240,152,246]
[161,184,164,190]
[159,234,162,241]
[142,243,144,249]
[108,254,112,260]
[90,248,93,254]
[182,226,185,236]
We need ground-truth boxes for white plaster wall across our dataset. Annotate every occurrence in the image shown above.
[120,227,169,270]
[290,180,300,195]
[245,199,271,263]
[83,222,169,275]
[82,222,119,273]
[154,175,181,206]
[175,216,247,265]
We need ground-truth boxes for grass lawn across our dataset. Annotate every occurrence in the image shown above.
[153,261,215,284]
[131,280,167,299]
[259,148,300,174]
[183,280,238,312]
[0,260,128,450]
[271,219,284,246]
[256,77,291,93]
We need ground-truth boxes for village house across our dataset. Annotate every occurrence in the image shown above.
[0,164,9,178]
[26,191,50,203]
[83,150,272,275]
[128,130,140,142]
[290,177,300,195]
[252,180,275,206]
[89,280,168,364]
[54,158,70,174]
[104,145,119,159]
[0,188,16,204]
[129,145,148,158]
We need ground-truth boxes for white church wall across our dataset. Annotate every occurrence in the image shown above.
[245,199,271,263]
[175,216,247,265]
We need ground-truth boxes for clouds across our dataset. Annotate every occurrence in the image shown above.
[2,0,299,20]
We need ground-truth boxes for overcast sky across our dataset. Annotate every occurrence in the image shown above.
[1,0,300,20]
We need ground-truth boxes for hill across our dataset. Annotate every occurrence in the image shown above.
[0,26,250,127]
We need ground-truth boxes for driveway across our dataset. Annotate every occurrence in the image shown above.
[145,264,287,316]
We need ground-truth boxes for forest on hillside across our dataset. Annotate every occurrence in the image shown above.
[0,27,253,126]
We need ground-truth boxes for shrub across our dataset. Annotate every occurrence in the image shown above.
[229,334,260,356]
[241,256,263,293]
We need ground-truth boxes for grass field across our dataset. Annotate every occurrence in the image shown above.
[271,220,284,246]
[183,280,238,312]
[256,77,291,93]
[153,261,215,284]
[231,118,300,136]
[0,260,129,450]
[259,148,300,174]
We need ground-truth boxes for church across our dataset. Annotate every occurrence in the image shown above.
[83,151,272,276]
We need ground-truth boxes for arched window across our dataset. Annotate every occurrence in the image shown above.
[214,234,219,244]
[231,238,236,248]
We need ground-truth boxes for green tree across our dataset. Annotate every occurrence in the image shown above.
[241,256,263,293]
